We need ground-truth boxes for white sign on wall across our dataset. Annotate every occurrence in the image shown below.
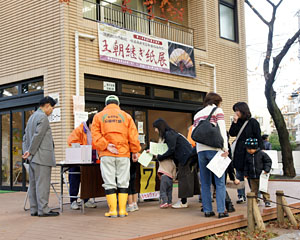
[74,112,88,128]
[49,108,61,123]
[103,81,116,91]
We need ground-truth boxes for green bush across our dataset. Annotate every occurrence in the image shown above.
[269,133,297,151]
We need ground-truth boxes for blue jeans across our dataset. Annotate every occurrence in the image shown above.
[198,151,226,213]
[236,169,246,199]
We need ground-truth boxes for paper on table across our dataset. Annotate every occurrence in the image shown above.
[138,150,153,167]
[149,142,168,155]
[206,150,231,178]
[259,172,270,193]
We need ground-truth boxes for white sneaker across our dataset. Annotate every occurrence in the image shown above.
[127,204,139,212]
[133,204,139,211]
[172,200,188,209]
[84,200,97,208]
[71,201,79,210]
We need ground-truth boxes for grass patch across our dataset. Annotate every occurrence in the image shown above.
[0,190,17,194]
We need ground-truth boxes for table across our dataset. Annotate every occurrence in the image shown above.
[56,162,105,213]
[56,161,160,213]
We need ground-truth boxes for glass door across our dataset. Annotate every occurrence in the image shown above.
[0,107,35,191]
[1,112,10,188]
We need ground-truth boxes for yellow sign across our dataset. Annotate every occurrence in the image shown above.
[140,161,156,194]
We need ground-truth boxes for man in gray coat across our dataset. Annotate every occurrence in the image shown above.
[22,96,59,217]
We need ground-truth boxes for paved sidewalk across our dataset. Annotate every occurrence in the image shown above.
[0,181,299,240]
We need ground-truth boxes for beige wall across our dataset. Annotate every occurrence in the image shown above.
[0,0,65,183]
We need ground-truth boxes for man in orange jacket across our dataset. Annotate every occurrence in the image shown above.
[67,114,97,210]
[92,95,141,218]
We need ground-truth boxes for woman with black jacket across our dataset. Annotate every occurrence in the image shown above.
[229,102,263,204]
[153,118,200,209]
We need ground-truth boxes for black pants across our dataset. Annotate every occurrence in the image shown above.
[69,167,88,203]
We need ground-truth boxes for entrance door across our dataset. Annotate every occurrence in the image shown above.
[0,107,35,191]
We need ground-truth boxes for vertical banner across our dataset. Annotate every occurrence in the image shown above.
[139,161,159,199]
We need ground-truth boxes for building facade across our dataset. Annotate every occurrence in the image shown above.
[0,0,248,191]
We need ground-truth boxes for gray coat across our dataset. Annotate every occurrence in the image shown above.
[23,108,56,167]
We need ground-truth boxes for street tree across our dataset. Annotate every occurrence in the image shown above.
[245,0,300,177]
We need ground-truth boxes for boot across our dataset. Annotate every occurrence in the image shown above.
[225,191,235,213]
[118,193,128,217]
[105,193,118,218]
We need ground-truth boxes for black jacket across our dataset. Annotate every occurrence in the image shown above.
[157,130,193,166]
[244,149,272,179]
[229,118,263,171]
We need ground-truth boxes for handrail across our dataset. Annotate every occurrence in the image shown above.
[83,0,194,46]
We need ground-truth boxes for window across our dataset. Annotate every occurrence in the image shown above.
[154,89,174,99]
[83,0,97,20]
[122,84,146,96]
[22,81,44,94]
[182,91,204,103]
[219,0,238,42]
[0,86,19,98]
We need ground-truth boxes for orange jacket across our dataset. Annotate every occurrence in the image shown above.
[91,104,141,158]
[187,125,196,147]
[67,123,97,148]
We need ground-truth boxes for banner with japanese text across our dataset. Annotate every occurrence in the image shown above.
[98,23,196,78]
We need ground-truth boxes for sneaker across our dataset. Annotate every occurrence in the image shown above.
[71,201,80,210]
[172,200,188,209]
[160,203,169,208]
[265,201,271,207]
[127,205,135,212]
[84,200,97,208]
[133,204,139,211]
[236,196,246,204]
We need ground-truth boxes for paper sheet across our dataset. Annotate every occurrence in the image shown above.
[149,142,168,155]
[264,150,279,169]
[206,150,231,178]
[138,150,153,167]
[259,172,270,193]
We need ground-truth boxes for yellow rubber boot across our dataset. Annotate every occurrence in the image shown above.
[118,193,128,217]
[105,193,118,218]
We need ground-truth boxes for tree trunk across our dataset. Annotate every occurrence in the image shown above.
[265,84,296,177]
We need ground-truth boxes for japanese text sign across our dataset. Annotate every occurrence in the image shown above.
[98,23,196,78]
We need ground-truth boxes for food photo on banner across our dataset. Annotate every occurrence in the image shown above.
[168,42,196,78]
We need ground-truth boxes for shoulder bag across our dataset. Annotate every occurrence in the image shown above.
[191,107,224,148]
[231,120,249,158]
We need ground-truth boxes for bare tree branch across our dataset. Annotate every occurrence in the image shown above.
[266,0,275,7]
[270,27,300,84]
[245,0,269,25]
[275,0,283,8]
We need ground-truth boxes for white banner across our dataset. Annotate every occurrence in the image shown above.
[98,23,170,73]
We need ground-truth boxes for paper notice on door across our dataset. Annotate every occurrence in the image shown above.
[138,122,143,134]
[138,134,145,144]
[149,142,168,155]
[206,150,231,178]
[138,150,153,167]
[73,95,85,114]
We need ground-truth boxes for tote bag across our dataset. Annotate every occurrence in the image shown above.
[191,107,223,148]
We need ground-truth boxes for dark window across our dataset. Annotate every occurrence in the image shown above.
[85,78,104,91]
[22,81,44,94]
[0,86,19,98]
[154,89,174,99]
[122,84,146,95]
[219,0,238,42]
[182,91,204,102]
